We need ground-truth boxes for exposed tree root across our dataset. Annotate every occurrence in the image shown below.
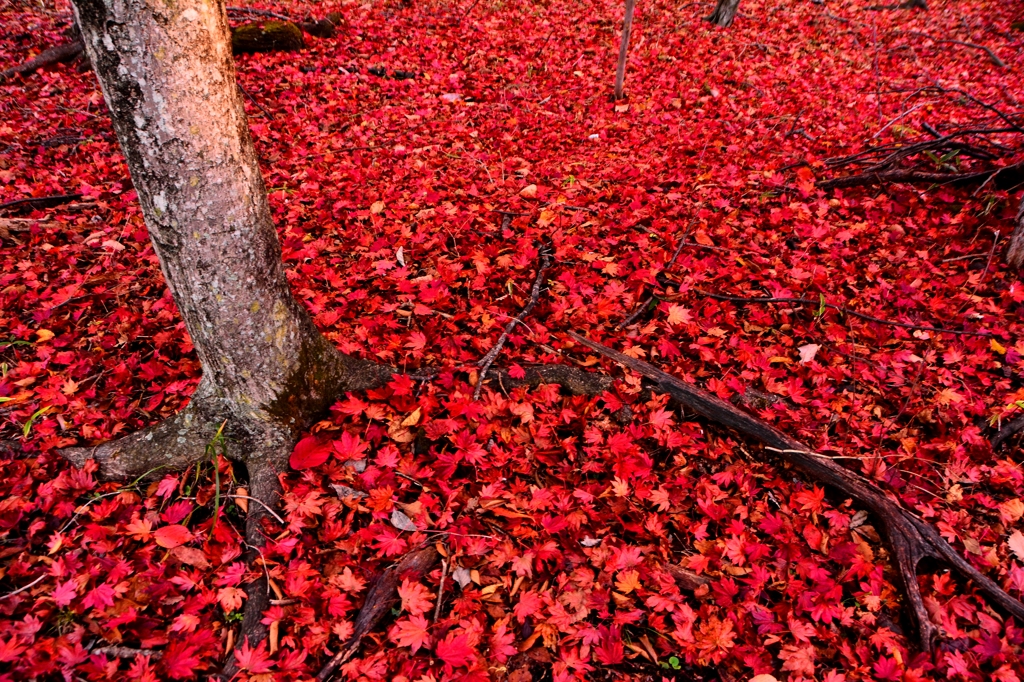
[1,40,83,80]
[316,546,439,681]
[816,159,1024,190]
[54,319,1023,666]
[61,381,226,481]
[567,332,1024,651]
[222,459,285,678]
[499,364,614,396]
[992,412,1024,450]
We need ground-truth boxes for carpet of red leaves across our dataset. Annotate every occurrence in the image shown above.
[1,0,1024,680]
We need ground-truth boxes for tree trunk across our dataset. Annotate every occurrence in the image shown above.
[613,0,635,101]
[67,0,386,476]
[706,0,740,28]
[65,0,388,663]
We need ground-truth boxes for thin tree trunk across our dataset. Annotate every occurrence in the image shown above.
[706,0,740,28]
[613,0,635,101]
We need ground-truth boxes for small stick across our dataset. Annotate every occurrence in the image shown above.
[93,646,161,659]
[616,216,698,330]
[0,193,83,213]
[238,84,272,120]
[0,574,47,600]
[433,559,447,622]
[226,6,297,22]
[616,296,654,330]
[227,495,286,525]
[892,31,1006,68]
[474,245,553,399]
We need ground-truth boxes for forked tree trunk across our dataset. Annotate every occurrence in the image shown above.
[706,0,740,28]
[66,0,387,664]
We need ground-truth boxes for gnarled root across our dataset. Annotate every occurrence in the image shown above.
[992,413,1024,450]
[568,332,1024,651]
[222,458,286,678]
[57,380,300,676]
[60,380,226,481]
[497,364,614,396]
[1,40,84,80]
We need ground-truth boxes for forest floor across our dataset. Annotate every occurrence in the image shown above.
[1,0,1024,680]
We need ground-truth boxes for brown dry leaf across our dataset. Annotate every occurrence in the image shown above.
[169,540,209,569]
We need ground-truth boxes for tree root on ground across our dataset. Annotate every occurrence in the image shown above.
[992,412,1024,450]
[567,331,1024,651]
[315,546,439,681]
[0,40,83,80]
[816,159,1024,190]
[52,329,1024,669]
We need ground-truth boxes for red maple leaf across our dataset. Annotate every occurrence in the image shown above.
[233,639,273,673]
[289,435,331,470]
[333,431,368,460]
[435,631,474,668]
[392,613,431,653]
[398,578,434,615]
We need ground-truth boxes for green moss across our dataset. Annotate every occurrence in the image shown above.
[231,21,304,54]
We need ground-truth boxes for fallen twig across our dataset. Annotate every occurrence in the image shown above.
[93,646,161,659]
[0,574,47,600]
[892,30,1006,68]
[238,84,273,120]
[816,160,1024,190]
[226,6,297,22]
[1,40,83,80]
[433,559,447,622]
[226,494,286,525]
[474,244,553,399]
[616,217,698,330]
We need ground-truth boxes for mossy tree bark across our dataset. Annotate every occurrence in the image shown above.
[65,0,388,669]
